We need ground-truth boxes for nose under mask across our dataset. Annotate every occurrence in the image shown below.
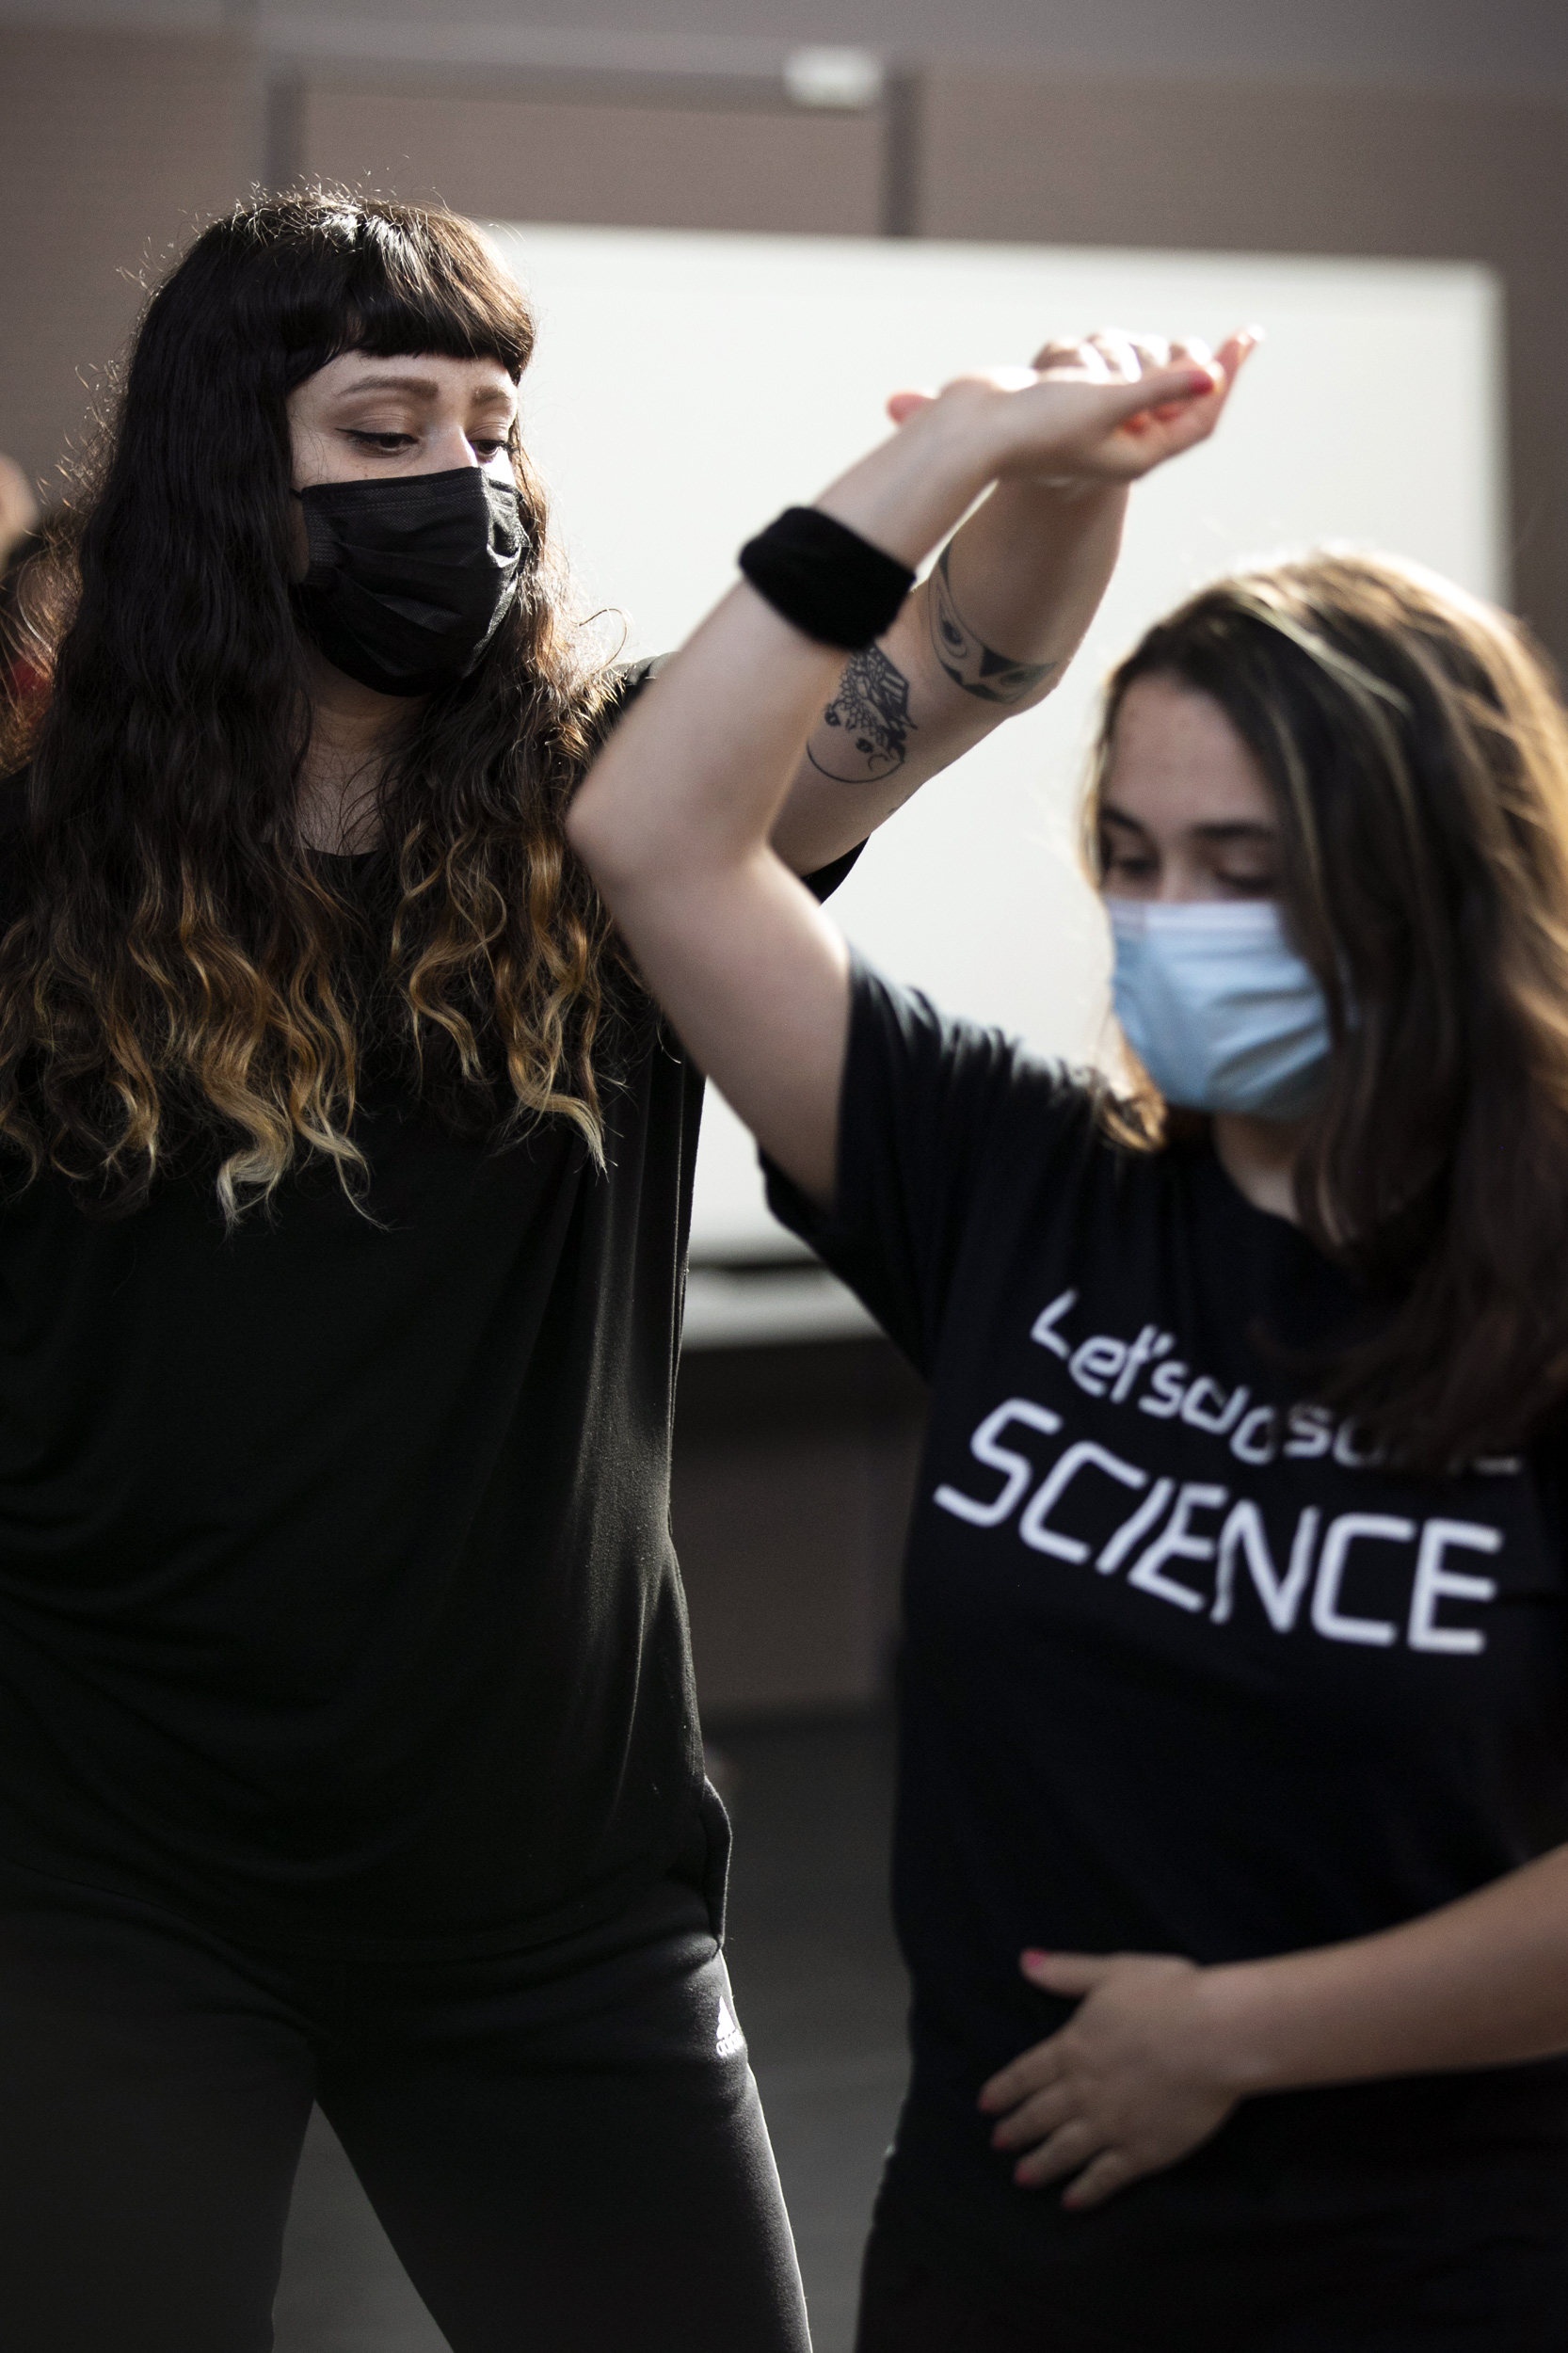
[291,465,526,697]
[1108,897,1332,1118]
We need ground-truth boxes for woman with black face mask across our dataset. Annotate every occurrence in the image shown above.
[0,191,1236,2352]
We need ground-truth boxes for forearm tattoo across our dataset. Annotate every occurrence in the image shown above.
[807,643,917,783]
[927,543,1060,705]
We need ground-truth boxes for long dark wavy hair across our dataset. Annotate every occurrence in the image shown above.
[0,190,624,1223]
[1088,552,1568,1471]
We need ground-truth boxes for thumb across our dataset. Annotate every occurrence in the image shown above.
[887,388,937,426]
[1021,1948,1112,1996]
[1214,325,1263,384]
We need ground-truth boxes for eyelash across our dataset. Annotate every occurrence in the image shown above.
[346,431,510,458]
[1100,847,1277,894]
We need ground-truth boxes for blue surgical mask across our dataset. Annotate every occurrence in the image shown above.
[1107,897,1332,1117]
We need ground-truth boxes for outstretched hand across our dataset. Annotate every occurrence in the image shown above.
[978,1947,1245,2211]
[887,328,1257,490]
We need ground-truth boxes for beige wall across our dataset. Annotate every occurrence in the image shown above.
[918,68,1568,677]
[291,83,885,236]
[0,36,885,489]
[0,26,259,496]
[6,40,1561,660]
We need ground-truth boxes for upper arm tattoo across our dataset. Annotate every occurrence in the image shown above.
[807,643,917,784]
[927,544,1060,705]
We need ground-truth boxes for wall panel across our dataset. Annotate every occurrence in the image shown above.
[0,27,258,493]
[916,69,1568,663]
[296,85,885,236]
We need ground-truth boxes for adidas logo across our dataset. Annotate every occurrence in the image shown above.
[715,1995,745,2059]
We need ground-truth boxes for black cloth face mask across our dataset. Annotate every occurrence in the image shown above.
[291,466,526,697]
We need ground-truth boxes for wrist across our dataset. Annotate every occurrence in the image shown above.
[816,396,1000,565]
[1190,1960,1297,2099]
[997,472,1127,511]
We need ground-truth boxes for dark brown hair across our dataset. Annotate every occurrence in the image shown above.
[1089,552,1568,1471]
[0,190,623,1223]
[0,514,73,746]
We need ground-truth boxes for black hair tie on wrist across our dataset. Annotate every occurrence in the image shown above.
[738,506,915,650]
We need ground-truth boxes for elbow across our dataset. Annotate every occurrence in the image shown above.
[568,755,756,917]
[565,773,627,893]
[567,770,686,916]
[562,787,595,866]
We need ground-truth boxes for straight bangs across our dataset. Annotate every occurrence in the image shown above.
[268,198,535,395]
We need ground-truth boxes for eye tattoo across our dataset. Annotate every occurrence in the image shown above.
[927,544,1059,705]
[808,645,917,784]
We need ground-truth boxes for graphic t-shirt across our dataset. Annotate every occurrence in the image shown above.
[0,677,857,1956]
[768,960,1568,2345]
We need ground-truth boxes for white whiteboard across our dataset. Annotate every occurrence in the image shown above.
[489,225,1505,1265]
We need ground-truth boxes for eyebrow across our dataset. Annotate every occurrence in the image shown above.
[1099,803,1277,843]
[332,372,517,408]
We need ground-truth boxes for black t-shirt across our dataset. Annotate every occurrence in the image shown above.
[768,960,1568,2341]
[0,707,856,1958]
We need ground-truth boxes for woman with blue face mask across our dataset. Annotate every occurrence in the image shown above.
[569,390,1568,2348]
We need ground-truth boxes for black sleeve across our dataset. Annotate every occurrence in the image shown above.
[802,842,862,902]
[763,954,1089,1376]
[600,655,666,727]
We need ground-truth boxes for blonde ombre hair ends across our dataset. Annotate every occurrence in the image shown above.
[0,193,626,1224]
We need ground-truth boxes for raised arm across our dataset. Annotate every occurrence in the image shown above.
[769,331,1256,874]
[566,347,1237,1208]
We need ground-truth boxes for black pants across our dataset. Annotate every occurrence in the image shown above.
[0,1848,811,2353]
[854,2217,1568,2353]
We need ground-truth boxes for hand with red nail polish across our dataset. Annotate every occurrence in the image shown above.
[975,1945,1249,2212]
[880,326,1258,500]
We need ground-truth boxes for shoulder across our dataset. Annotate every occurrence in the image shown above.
[614,654,672,700]
[767,962,1140,1374]
[595,654,670,735]
[825,955,1137,1255]
[846,956,1098,1139]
